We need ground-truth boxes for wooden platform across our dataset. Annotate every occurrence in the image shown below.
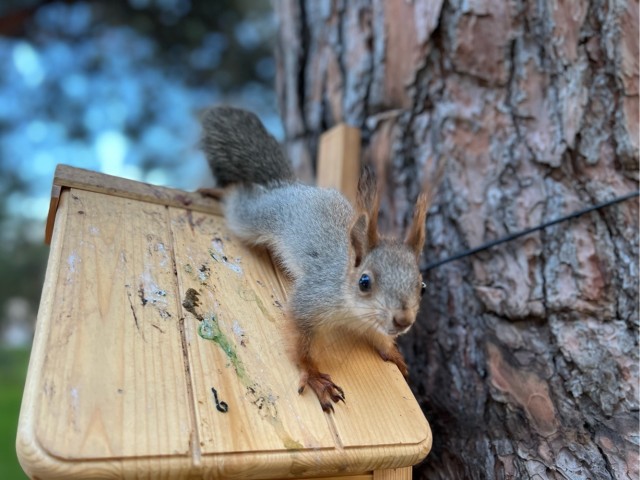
[16,164,431,479]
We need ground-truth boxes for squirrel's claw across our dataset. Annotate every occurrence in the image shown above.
[300,370,345,413]
[331,384,346,402]
[322,402,334,413]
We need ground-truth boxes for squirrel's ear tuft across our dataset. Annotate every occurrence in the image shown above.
[405,160,445,259]
[356,167,380,248]
[349,213,369,267]
[404,193,428,259]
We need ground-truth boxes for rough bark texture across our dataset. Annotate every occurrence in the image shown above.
[274,1,639,479]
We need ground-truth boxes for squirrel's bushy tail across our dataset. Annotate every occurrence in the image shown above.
[200,106,294,187]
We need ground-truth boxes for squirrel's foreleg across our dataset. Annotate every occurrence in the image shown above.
[290,322,345,412]
[370,334,409,378]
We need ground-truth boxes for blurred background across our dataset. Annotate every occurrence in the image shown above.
[0,0,278,476]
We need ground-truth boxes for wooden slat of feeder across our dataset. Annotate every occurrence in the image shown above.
[373,469,412,480]
[319,333,429,450]
[45,164,223,244]
[168,209,336,457]
[317,124,361,205]
[35,191,194,459]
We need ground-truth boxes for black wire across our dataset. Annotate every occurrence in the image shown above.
[422,190,640,272]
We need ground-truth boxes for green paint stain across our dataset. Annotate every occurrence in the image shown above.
[198,315,248,382]
[198,313,303,450]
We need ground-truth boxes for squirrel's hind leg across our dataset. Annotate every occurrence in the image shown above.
[290,323,345,412]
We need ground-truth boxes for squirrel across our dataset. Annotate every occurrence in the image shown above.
[200,106,434,412]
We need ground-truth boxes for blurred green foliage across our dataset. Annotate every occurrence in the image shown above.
[0,347,30,479]
[0,236,49,312]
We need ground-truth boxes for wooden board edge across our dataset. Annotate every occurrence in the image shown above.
[53,163,223,215]
[15,437,427,480]
[13,441,428,480]
[196,440,431,478]
[45,184,62,245]
[17,191,70,477]
[372,467,413,480]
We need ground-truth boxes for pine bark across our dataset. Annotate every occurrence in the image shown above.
[274,1,639,478]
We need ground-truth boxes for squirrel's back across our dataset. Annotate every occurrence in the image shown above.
[200,106,354,286]
[200,106,294,187]
[225,182,353,283]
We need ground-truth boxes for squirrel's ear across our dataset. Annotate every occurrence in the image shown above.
[404,193,428,259]
[349,212,369,267]
[356,167,380,248]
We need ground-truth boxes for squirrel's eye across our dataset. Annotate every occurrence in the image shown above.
[359,274,371,292]
[420,281,427,296]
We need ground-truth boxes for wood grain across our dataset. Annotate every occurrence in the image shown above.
[45,164,222,244]
[317,124,361,205]
[37,189,193,459]
[372,468,412,480]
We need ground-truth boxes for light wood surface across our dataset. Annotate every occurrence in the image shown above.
[45,164,222,244]
[18,166,431,479]
[317,125,361,205]
[372,468,412,480]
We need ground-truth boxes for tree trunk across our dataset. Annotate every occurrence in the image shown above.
[274,1,638,479]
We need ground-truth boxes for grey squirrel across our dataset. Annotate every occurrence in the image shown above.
[200,106,433,412]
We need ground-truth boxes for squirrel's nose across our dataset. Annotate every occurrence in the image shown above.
[392,313,412,329]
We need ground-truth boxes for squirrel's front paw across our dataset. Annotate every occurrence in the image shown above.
[378,347,409,377]
[299,371,345,413]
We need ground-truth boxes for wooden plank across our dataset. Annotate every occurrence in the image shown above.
[17,185,70,478]
[293,476,372,480]
[44,165,223,243]
[168,209,336,464]
[316,125,361,205]
[28,189,194,466]
[45,184,61,245]
[316,332,432,453]
[372,467,413,480]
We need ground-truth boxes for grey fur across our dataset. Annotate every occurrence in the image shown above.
[200,106,426,373]
[200,106,294,186]
[225,183,355,329]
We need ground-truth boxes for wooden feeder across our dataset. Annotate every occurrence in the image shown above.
[16,125,432,479]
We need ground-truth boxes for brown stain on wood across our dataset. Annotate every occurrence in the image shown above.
[182,288,203,321]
